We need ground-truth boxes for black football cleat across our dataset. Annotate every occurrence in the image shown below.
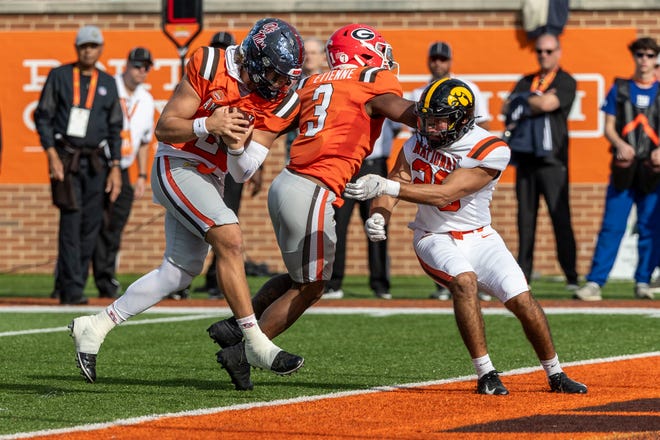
[207,318,243,348]
[549,372,588,394]
[476,370,509,395]
[75,352,97,383]
[269,350,305,376]
[217,342,253,391]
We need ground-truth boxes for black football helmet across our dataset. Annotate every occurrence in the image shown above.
[416,78,476,149]
[240,18,304,100]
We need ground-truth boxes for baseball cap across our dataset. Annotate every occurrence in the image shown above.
[128,47,153,66]
[210,31,236,49]
[75,25,104,46]
[429,41,452,59]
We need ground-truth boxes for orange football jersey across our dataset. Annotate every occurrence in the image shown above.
[287,66,403,199]
[165,46,299,173]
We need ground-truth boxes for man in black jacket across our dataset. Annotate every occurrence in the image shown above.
[502,33,578,291]
[35,25,123,305]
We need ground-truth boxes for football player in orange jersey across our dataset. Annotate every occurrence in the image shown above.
[207,23,418,390]
[68,18,305,389]
[344,78,587,395]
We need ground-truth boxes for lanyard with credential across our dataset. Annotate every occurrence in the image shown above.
[72,66,98,109]
[530,68,558,94]
[119,97,139,156]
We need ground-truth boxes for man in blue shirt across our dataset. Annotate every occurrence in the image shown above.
[575,37,660,301]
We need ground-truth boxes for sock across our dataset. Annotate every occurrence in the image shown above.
[472,354,495,378]
[236,314,259,333]
[105,303,126,325]
[540,354,563,377]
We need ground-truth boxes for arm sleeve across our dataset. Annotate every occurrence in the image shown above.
[226,140,269,182]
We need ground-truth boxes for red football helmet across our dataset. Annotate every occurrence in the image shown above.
[325,24,396,70]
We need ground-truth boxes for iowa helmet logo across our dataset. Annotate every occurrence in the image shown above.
[447,86,473,108]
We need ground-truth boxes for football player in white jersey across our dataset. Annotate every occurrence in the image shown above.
[344,78,587,395]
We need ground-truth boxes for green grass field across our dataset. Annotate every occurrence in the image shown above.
[0,274,657,436]
[0,273,643,300]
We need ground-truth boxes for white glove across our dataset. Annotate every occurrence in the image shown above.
[344,174,400,201]
[365,213,387,242]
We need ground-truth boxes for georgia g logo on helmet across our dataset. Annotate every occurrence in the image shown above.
[350,27,376,41]
[447,86,474,108]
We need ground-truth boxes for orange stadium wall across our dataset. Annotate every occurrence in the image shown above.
[0,10,659,279]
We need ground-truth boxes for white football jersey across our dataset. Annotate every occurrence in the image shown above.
[405,126,510,233]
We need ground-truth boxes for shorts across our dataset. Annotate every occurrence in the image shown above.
[151,156,238,274]
[413,226,528,302]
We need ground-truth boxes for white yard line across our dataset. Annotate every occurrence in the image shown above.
[1,306,658,338]
[2,351,658,440]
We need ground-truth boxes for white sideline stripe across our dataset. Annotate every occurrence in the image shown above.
[1,306,658,338]
[1,305,659,316]
[0,315,217,338]
[2,351,658,440]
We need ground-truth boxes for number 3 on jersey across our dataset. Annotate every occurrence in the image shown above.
[411,158,460,212]
[304,83,333,137]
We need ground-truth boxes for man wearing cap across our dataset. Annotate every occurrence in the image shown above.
[35,25,122,305]
[411,40,492,301]
[92,47,155,299]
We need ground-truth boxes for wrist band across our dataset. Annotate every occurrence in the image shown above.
[193,117,209,138]
[383,180,400,197]
[227,146,245,156]
[138,173,147,179]
[111,163,121,168]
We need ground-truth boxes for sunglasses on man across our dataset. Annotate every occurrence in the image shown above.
[634,52,657,59]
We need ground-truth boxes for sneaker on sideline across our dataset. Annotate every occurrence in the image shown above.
[322,288,344,299]
[430,288,491,301]
[549,372,588,393]
[634,283,654,300]
[429,288,450,300]
[477,291,492,301]
[374,291,392,300]
[476,370,509,395]
[565,283,579,292]
[573,281,602,301]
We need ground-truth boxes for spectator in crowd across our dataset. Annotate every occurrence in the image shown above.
[574,37,660,301]
[344,77,587,395]
[67,18,306,385]
[322,119,400,300]
[34,25,122,305]
[502,33,578,293]
[411,41,492,301]
[206,24,417,391]
[92,47,155,298]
